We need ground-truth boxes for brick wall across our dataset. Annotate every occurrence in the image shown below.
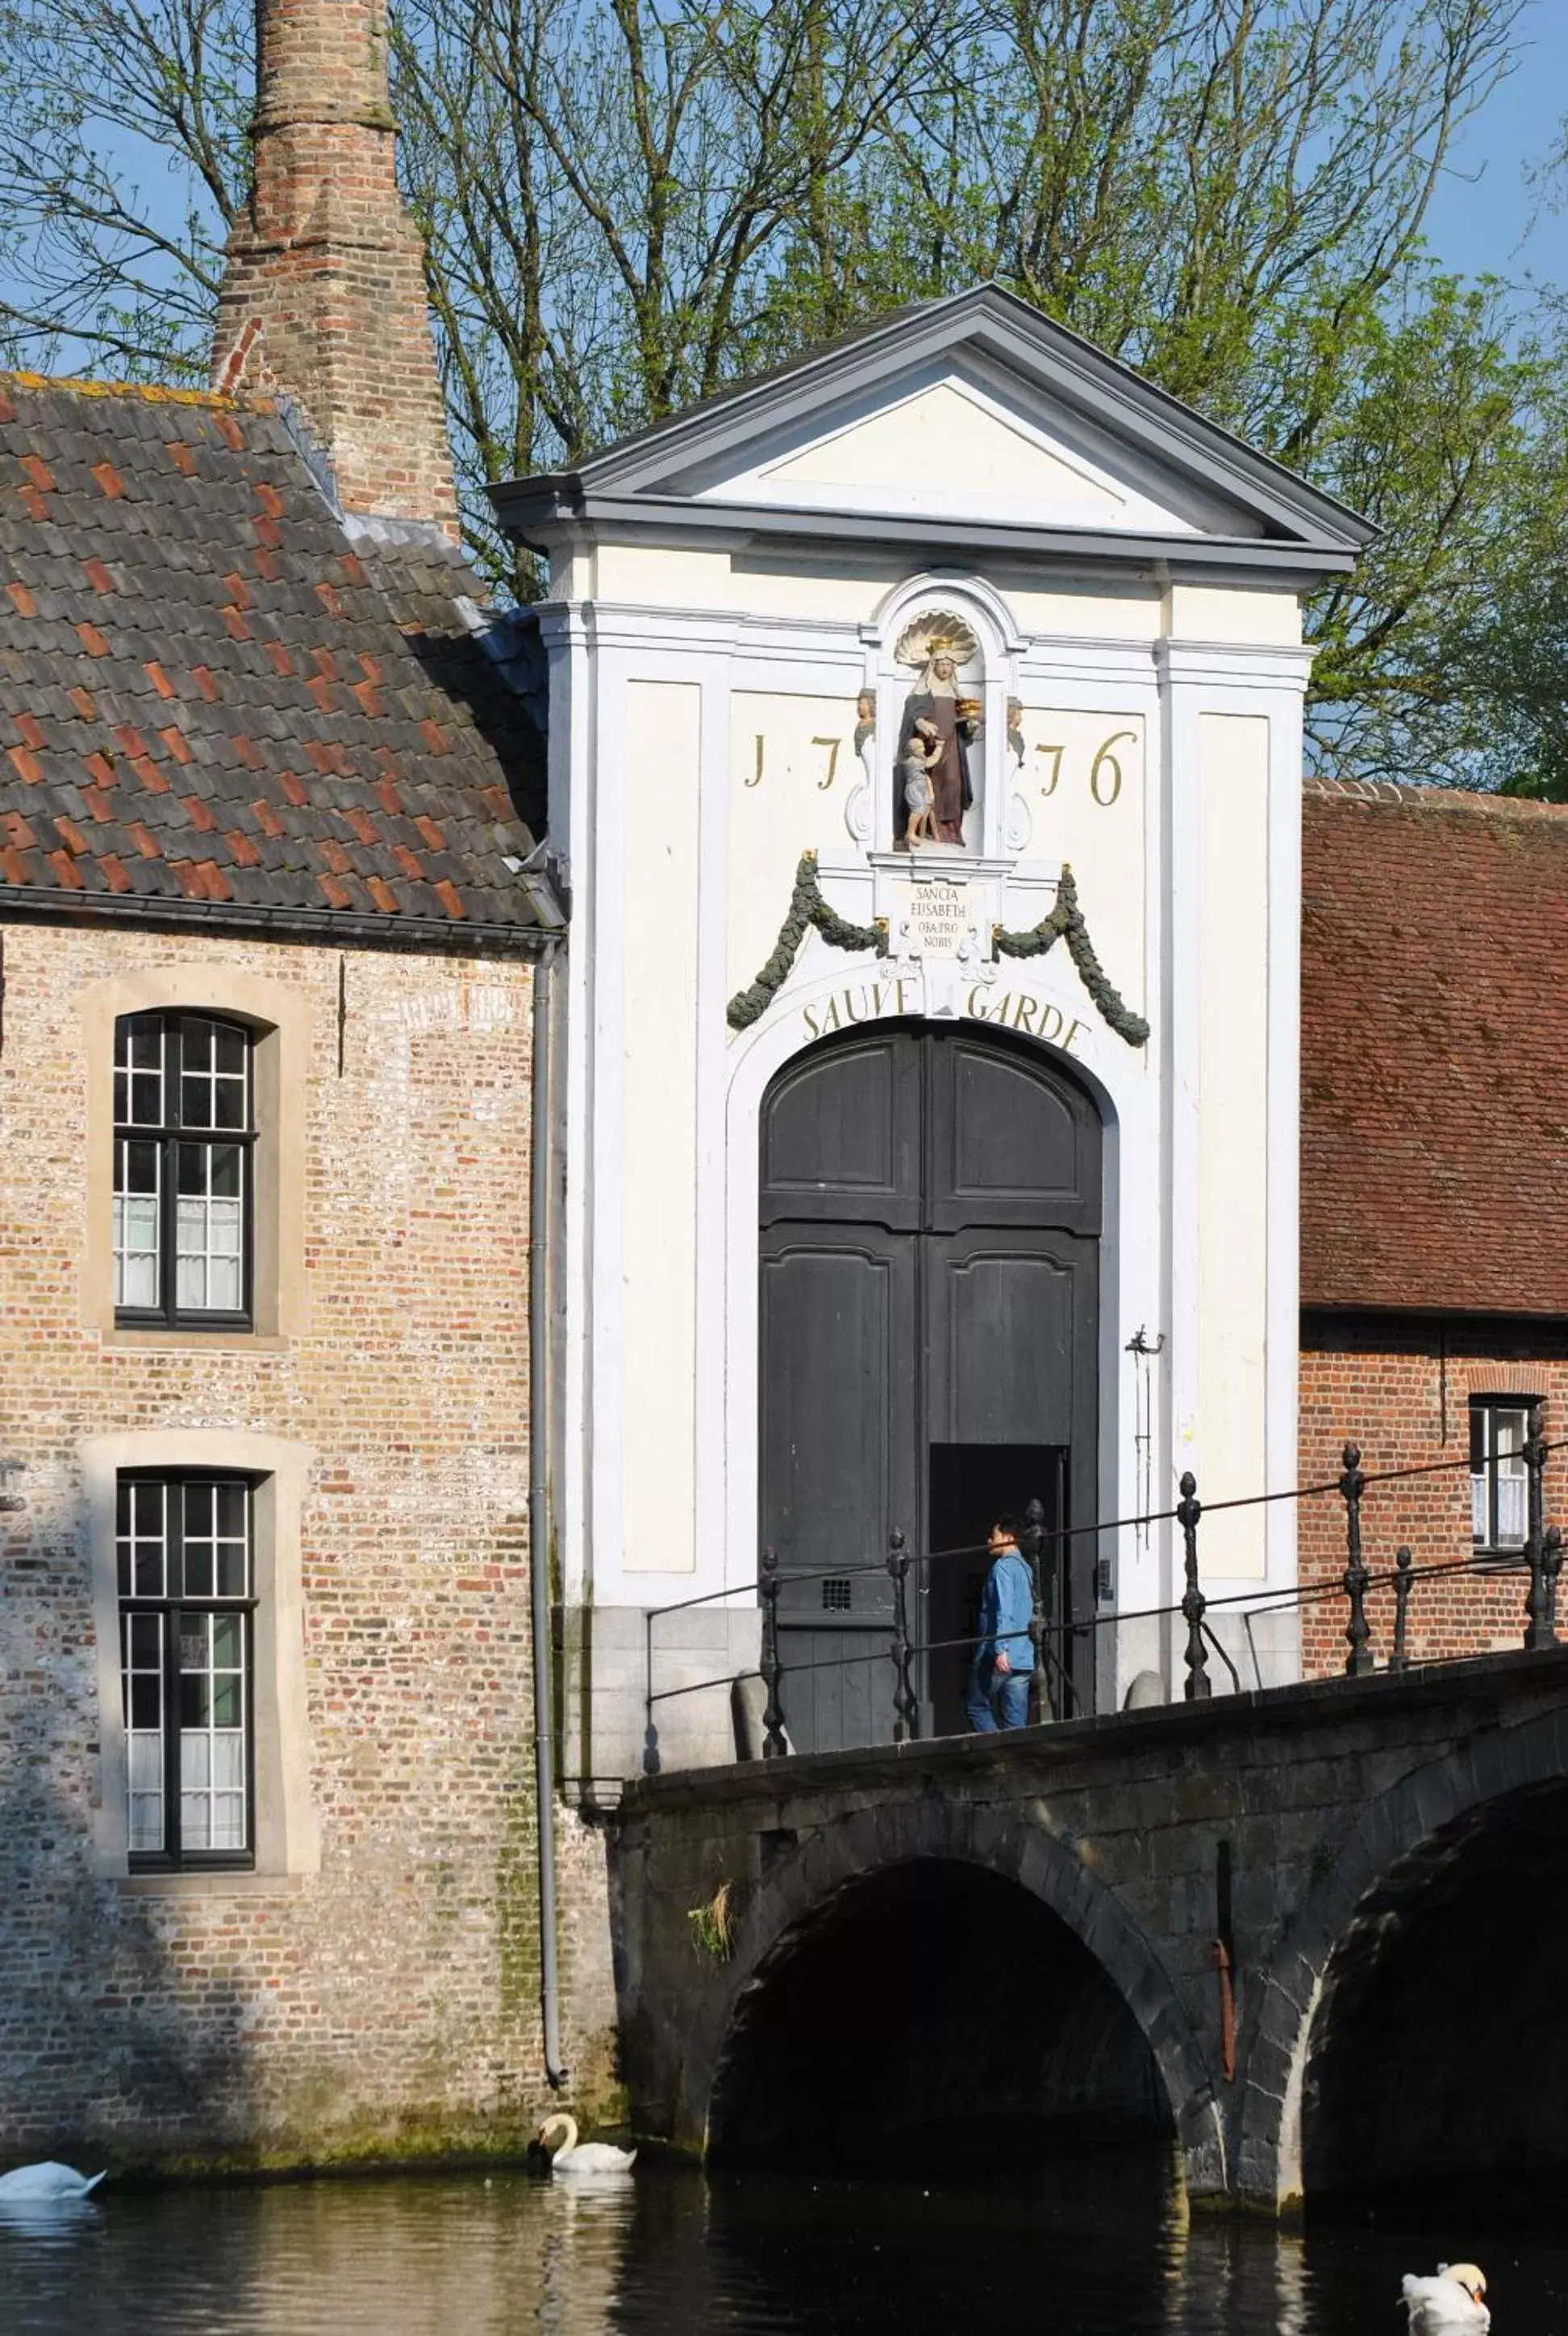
[211,0,457,533]
[1299,1313,1568,1679]
[0,920,615,2169]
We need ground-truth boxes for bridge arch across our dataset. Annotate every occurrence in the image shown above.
[692,1799,1226,2191]
[1237,1704,1568,2209]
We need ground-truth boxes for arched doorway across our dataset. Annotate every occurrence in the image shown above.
[758,1021,1103,1748]
[707,1858,1170,2169]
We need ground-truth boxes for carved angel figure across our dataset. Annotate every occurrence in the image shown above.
[894,611,982,848]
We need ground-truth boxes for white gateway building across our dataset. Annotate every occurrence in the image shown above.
[491,286,1371,1785]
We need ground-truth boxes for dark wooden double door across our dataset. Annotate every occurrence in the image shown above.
[759,1023,1101,1750]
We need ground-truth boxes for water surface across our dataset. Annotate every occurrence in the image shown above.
[5,2153,1567,2334]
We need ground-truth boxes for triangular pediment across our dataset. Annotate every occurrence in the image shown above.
[492,286,1373,573]
[692,369,1199,535]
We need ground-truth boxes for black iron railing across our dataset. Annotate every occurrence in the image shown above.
[640,1410,1568,1771]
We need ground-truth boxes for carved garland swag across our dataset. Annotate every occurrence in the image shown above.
[726,853,1149,1046]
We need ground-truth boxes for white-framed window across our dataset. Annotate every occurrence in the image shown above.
[118,1472,255,1867]
[1470,1400,1533,1552]
[113,1012,253,1326]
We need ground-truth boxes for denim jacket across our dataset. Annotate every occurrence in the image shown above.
[977,1549,1036,1672]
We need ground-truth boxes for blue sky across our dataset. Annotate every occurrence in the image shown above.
[1422,0,1564,288]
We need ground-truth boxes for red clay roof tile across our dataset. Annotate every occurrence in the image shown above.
[1302,781,1568,1316]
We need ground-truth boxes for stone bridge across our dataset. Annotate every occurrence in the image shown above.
[608,1648,1568,2210]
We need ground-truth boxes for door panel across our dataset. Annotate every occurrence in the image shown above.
[759,1024,1102,1750]
[758,1237,909,1619]
[773,1623,893,1754]
[929,1034,1101,1233]
[926,1238,1089,1449]
[761,1032,921,1228]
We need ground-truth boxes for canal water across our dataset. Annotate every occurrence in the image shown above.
[5,2150,1568,2334]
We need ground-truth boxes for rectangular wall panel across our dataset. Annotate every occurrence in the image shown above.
[1197,713,1270,1578]
[621,680,702,1571]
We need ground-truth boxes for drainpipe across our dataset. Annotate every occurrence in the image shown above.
[531,940,569,2088]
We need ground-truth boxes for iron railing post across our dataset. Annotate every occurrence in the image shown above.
[1022,1497,1049,1724]
[1523,1407,1556,1651]
[1340,1441,1374,1677]
[1178,1473,1210,1701]
[1545,1525,1565,1642]
[1387,1545,1414,1674]
[643,1608,661,1775]
[887,1528,920,1742]
[759,1545,787,1757]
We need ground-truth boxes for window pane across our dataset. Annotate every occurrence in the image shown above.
[121,1141,159,1197]
[115,1016,165,1128]
[120,1608,165,1855]
[210,1147,242,1202]
[128,1798,164,1855]
[117,1480,167,1598]
[176,1152,244,1313]
[176,1608,248,1856]
[114,1138,161,1312]
[1497,1471,1527,1546]
[179,1019,248,1134]
[210,1797,246,1852]
[1471,1473,1488,1546]
[209,1254,242,1312]
[186,1480,249,1600]
[1498,1411,1528,1471]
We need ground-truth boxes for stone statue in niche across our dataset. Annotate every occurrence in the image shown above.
[895,612,981,849]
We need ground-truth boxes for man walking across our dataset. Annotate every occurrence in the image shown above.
[965,1513,1036,1732]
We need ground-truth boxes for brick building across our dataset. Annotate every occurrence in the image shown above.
[0,0,614,2169]
[1297,778,1568,1675]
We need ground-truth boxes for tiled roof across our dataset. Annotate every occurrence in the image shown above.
[0,375,544,941]
[1301,778,1568,1315]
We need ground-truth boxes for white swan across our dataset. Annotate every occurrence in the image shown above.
[0,2163,106,2203]
[1403,2263,1490,2334]
[536,2113,636,2178]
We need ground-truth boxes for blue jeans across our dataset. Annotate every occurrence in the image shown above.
[965,1662,1032,1732]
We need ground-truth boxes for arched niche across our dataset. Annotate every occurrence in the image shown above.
[857,574,1027,858]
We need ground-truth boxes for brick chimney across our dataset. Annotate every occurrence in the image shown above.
[212,0,457,534]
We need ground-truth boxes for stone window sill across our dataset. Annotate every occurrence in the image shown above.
[118,1871,307,1899]
[103,1329,291,1354]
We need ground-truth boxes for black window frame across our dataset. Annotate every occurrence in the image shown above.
[118,1470,258,1875]
[1470,1395,1536,1558]
[113,1011,256,1331]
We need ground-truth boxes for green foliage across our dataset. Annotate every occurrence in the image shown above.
[0,0,1563,785]
[686,1880,736,1959]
